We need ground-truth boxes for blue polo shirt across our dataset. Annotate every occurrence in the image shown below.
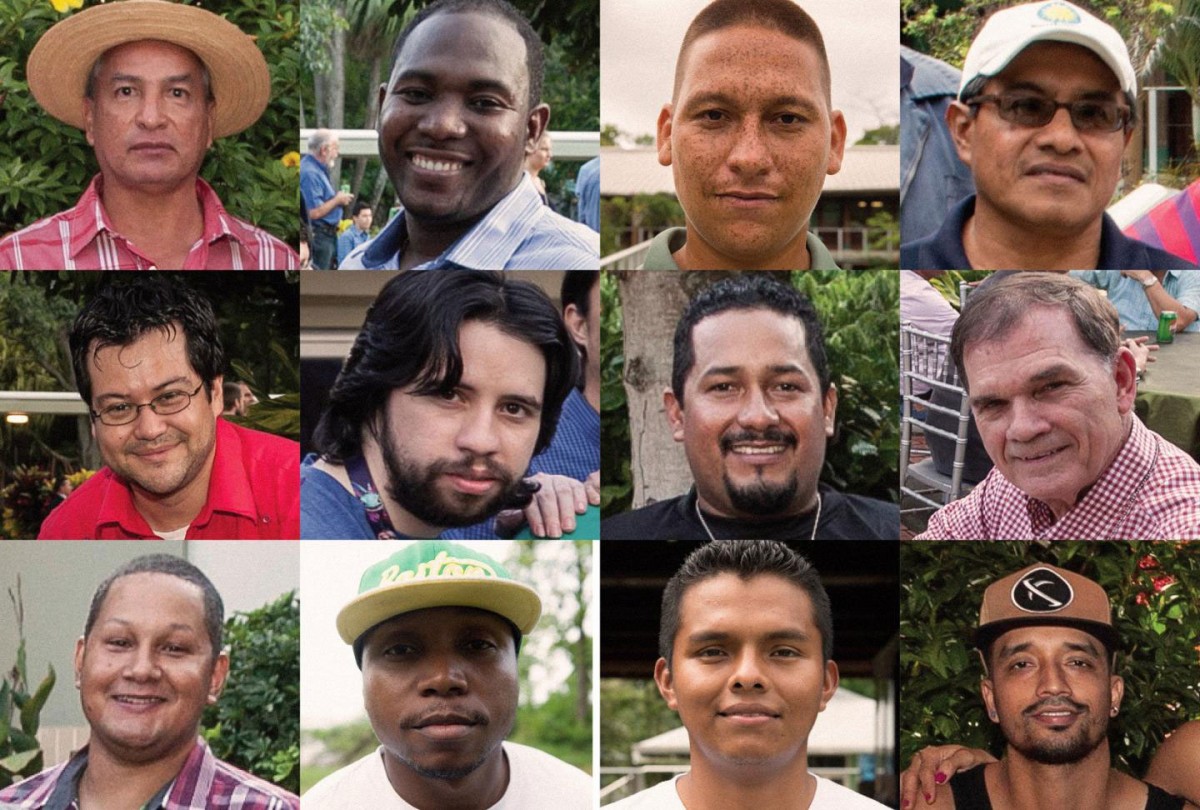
[901,195,1196,270]
[300,153,340,228]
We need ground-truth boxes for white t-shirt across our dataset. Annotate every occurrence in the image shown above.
[606,773,889,809]
[303,742,592,809]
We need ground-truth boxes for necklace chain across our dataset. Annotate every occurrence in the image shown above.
[693,493,822,541]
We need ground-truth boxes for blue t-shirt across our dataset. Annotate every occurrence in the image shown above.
[300,153,340,227]
[301,455,383,540]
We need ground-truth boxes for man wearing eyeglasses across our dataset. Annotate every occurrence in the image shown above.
[38,276,300,540]
[900,0,1196,270]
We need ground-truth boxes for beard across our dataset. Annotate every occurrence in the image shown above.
[719,426,803,515]
[1006,698,1108,765]
[377,419,534,529]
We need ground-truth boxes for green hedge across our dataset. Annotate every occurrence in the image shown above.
[901,541,1200,778]
[0,0,299,245]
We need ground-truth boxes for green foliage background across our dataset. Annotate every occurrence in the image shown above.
[201,591,300,794]
[0,0,300,245]
[600,269,900,514]
[0,580,55,789]
[901,542,1200,778]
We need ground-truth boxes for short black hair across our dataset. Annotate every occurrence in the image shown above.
[351,200,372,217]
[671,274,830,408]
[222,381,242,412]
[674,0,831,103]
[659,541,834,668]
[70,276,226,408]
[85,554,225,660]
[560,271,598,319]
[312,270,578,462]
[389,0,545,110]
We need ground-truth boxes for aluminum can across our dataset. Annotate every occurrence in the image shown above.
[1158,310,1177,344]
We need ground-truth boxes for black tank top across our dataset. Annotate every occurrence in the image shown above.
[948,764,1185,810]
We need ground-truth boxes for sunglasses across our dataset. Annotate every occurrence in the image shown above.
[967,93,1131,133]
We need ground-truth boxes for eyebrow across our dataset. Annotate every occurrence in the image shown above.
[686,628,814,645]
[999,80,1118,100]
[392,69,517,99]
[997,639,1101,659]
[108,73,199,86]
[454,382,543,413]
[970,363,1077,408]
[101,618,198,634]
[700,363,809,378]
[94,376,193,405]
[681,91,822,117]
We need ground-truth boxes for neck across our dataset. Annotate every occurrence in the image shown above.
[584,371,599,412]
[98,174,205,268]
[989,743,1121,810]
[677,757,817,810]
[696,487,819,522]
[674,225,811,270]
[129,449,215,534]
[398,176,520,271]
[362,438,444,538]
[381,746,508,810]
[963,203,1103,270]
[78,739,194,810]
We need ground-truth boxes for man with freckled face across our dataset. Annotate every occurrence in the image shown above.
[339,0,598,270]
[303,542,592,809]
[602,275,897,540]
[917,273,1200,540]
[900,0,1195,270]
[643,0,846,271]
[607,541,887,809]
[0,554,299,809]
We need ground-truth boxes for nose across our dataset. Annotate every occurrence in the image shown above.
[726,120,771,176]
[124,644,160,682]
[417,650,468,696]
[418,97,468,140]
[730,648,768,691]
[135,93,166,129]
[1004,398,1050,444]
[130,405,170,441]
[1037,661,1069,697]
[455,407,501,457]
[737,387,780,430]
[1033,105,1083,153]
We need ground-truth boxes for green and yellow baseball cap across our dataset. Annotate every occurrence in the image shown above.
[337,541,542,656]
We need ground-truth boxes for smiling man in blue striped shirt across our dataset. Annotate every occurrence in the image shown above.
[341,0,598,270]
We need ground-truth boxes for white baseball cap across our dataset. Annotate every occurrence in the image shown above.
[958,1,1136,101]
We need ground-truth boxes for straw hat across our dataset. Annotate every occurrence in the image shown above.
[27,0,270,139]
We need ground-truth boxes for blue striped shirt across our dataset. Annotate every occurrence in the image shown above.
[339,174,599,270]
[444,387,599,539]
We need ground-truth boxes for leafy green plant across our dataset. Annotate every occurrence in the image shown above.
[201,591,299,793]
[0,577,56,790]
[901,542,1200,777]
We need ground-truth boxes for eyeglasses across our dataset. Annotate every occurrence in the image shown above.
[91,383,204,426]
[968,93,1132,133]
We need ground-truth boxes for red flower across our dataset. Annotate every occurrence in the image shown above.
[1135,592,1150,606]
[1152,575,1177,593]
[1138,554,1160,570]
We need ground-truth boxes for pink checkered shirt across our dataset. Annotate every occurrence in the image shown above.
[0,175,298,270]
[918,416,1200,540]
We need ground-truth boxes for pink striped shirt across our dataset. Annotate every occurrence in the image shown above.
[0,175,298,270]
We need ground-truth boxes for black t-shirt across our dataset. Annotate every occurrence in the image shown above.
[949,764,1185,810]
[600,484,899,540]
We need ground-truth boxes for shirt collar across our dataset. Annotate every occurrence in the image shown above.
[63,175,250,263]
[347,174,538,270]
[42,740,204,810]
[1020,416,1155,526]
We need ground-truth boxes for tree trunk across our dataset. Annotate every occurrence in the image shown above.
[326,0,348,191]
[617,271,734,507]
[572,542,589,723]
[350,54,383,203]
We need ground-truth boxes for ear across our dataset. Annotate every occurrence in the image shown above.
[817,659,839,712]
[525,103,551,156]
[822,384,838,438]
[205,100,215,150]
[210,376,224,419]
[981,677,998,723]
[946,101,975,168]
[563,303,589,349]
[84,99,96,147]
[653,657,679,711]
[1112,347,1137,414]
[377,82,388,124]
[656,104,674,167]
[207,650,230,705]
[826,109,847,176]
[1109,673,1123,714]
[74,636,85,688]
[664,387,685,442]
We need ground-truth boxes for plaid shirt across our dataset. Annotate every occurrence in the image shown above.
[0,175,298,270]
[0,739,298,810]
[918,416,1200,540]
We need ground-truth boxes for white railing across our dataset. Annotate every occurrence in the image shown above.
[600,241,652,269]
[298,129,599,162]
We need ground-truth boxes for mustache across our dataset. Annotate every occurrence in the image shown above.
[1023,697,1088,716]
[429,455,537,511]
[719,427,798,454]
[400,706,489,729]
[125,432,186,453]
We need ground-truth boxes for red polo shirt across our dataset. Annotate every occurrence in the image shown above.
[38,419,299,540]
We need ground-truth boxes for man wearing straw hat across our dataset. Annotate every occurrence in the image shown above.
[0,0,298,270]
[303,541,592,809]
